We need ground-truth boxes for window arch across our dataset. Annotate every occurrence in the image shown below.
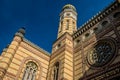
[73,21,75,28]
[76,39,80,43]
[22,61,38,80]
[60,21,63,31]
[101,21,108,26]
[66,20,69,30]
[113,12,120,18]
[85,33,90,38]
[93,27,98,33]
[53,62,59,80]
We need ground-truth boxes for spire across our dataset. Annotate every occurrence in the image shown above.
[57,4,77,38]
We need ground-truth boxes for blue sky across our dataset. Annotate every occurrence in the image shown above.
[0,0,114,53]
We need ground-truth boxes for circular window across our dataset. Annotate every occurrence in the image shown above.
[87,38,117,68]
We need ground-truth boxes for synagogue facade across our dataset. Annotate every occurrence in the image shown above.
[0,0,120,80]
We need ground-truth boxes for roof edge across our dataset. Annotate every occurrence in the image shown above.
[73,0,118,39]
[23,38,51,56]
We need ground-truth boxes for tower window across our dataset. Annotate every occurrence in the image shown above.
[22,61,38,80]
[57,43,61,48]
[76,39,80,43]
[66,13,70,16]
[66,20,69,30]
[53,62,59,80]
[61,15,64,20]
[73,21,75,30]
[59,21,63,32]
[56,43,61,50]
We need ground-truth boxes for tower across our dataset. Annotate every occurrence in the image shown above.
[57,4,77,38]
[47,4,77,80]
[0,0,119,80]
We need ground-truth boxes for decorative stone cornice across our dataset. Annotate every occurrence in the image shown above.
[60,9,77,17]
[73,0,119,39]
[53,32,72,47]
[23,38,50,56]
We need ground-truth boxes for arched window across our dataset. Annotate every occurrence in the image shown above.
[113,12,120,18]
[53,62,59,80]
[66,20,69,30]
[73,21,75,31]
[76,39,80,43]
[60,21,63,31]
[93,27,98,32]
[22,61,38,80]
[101,21,108,26]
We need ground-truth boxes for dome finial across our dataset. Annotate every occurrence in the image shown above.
[18,27,26,35]
[15,27,26,37]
